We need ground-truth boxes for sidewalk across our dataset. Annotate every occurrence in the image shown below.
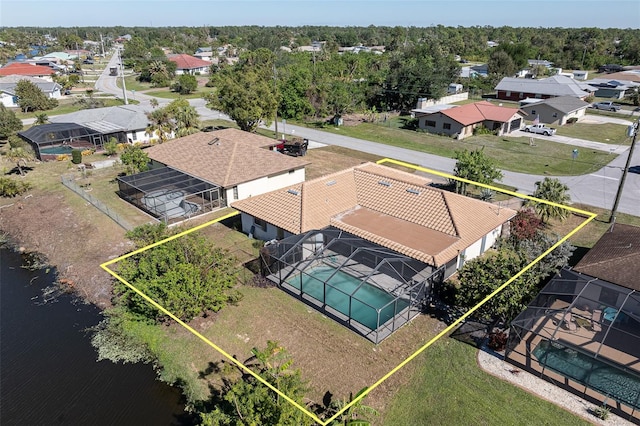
[511,129,628,155]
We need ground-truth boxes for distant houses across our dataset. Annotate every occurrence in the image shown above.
[495,75,594,101]
[0,75,62,107]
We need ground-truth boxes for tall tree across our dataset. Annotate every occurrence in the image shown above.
[529,177,571,223]
[119,145,150,175]
[453,148,503,196]
[15,79,58,113]
[0,105,23,139]
[206,48,278,132]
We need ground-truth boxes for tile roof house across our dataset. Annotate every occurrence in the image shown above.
[519,96,590,126]
[144,128,309,205]
[0,62,56,80]
[232,162,516,277]
[167,54,211,75]
[0,75,62,107]
[495,75,594,101]
[50,104,151,144]
[416,101,525,139]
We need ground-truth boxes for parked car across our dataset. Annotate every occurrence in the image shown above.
[591,101,621,112]
[524,123,556,136]
[598,64,624,73]
[83,58,94,65]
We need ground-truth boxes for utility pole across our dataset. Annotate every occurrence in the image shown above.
[610,118,638,225]
[272,61,278,139]
[118,48,129,105]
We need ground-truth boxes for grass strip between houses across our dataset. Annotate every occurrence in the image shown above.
[100,159,597,425]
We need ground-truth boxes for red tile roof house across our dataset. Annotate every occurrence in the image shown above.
[415,101,525,139]
[142,128,309,208]
[232,162,516,279]
[0,62,56,81]
[167,54,211,75]
[232,162,516,342]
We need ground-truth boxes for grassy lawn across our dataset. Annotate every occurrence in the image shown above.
[382,339,590,426]
[555,122,630,144]
[304,119,615,176]
[144,88,214,99]
[14,98,128,120]
[116,75,153,92]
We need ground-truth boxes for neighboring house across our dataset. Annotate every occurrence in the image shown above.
[506,224,640,422]
[143,128,309,205]
[460,64,488,78]
[519,96,590,125]
[195,47,212,54]
[65,49,92,58]
[232,162,516,279]
[572,70,589,81]
[193,51,214,61]
[587,79,639,99]
[0,62,56,80]
[49,104,151,144]
[495,75,594,101]
[599,70,640,84]
[0,75,62,107]
[415,101,525,139]
[167,54,211,75]
[38,51,78,62]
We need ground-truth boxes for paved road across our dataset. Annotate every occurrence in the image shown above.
[89,51,640,217]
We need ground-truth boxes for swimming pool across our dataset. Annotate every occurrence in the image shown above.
[533,340,640,409]
[286,265,408,330]
[40,146,75,155]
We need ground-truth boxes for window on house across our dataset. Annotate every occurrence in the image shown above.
[426,120,436,128]
[535,93,542,98]
[531,110,536,115]
[131,132,137,141]
[506,91,511,97]
[552,113,558,118]
[254,218,267,231]
[519,93,524,99]
[232,186,238,200]
[443,123,451,130]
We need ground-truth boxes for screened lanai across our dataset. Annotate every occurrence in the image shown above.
[261,227,444,344]
[18,122,105,160]
[506,267,640,419]
[117,166,223,224]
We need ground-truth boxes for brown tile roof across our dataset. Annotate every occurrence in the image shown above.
[232,162,516,266]
[167,54,211,70]
[574,223,640,291]
[144,128,309,188]
[0,62,55,77]
[440,101,522,126]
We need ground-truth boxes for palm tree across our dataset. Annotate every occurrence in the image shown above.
[145,108,173,143]
[33,113,49,125]
[528,177,570,223]
[5,146,35,176]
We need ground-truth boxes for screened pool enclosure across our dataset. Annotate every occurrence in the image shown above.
[117,166,223,224]
[261,228,444,343]
[506,267,640,419]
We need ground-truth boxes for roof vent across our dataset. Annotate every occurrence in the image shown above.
[378,180,391,187]
[326,180,337,186]
[208,137,220,146]
[287,189,299,196]
[406,188,420,195]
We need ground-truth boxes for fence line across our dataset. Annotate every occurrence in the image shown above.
[61,174,134,231]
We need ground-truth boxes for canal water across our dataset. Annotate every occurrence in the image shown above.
[0,247,193,425]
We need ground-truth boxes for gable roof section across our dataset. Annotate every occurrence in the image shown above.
[439,101,521,126]
[167,54,211,70]
[232,163,516,266]
[573,224,640,291]
[0,75,61,95]
[495,76,592,97]
[50,104,149,132]
[0,62,55,77]
[521,95,590,115]
[144,128,309,188]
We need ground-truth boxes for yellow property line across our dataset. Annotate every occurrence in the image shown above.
[101,160,596,425]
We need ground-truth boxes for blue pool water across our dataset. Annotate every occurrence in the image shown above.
[40,146,75,155]
[533,340,640,409]
[286,265,408,330]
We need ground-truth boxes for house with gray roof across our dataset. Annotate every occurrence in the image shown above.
[587,79,640,99]
[50,104,151,144]
[519,96,590,125]
[0,75,62,107]
[495,75,594,102]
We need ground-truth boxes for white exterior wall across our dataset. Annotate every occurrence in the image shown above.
[0,92,17,107]
[457,224,503,269]
[240,213,295,241]
[127,129,151,143]
[225,168,305,204]
[415,92,469,109]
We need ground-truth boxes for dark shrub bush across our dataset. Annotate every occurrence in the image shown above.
[71,149,82,164]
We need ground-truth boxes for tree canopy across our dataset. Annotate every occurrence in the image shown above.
[0,105,23,139]
[119,145,150,175]
[14,79,58,113]
[529,177,571,223]
[453,148,503,195]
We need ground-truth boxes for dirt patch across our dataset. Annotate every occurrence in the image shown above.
[0,187,131,308]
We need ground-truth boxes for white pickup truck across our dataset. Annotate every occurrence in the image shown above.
[524,123,556,136]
